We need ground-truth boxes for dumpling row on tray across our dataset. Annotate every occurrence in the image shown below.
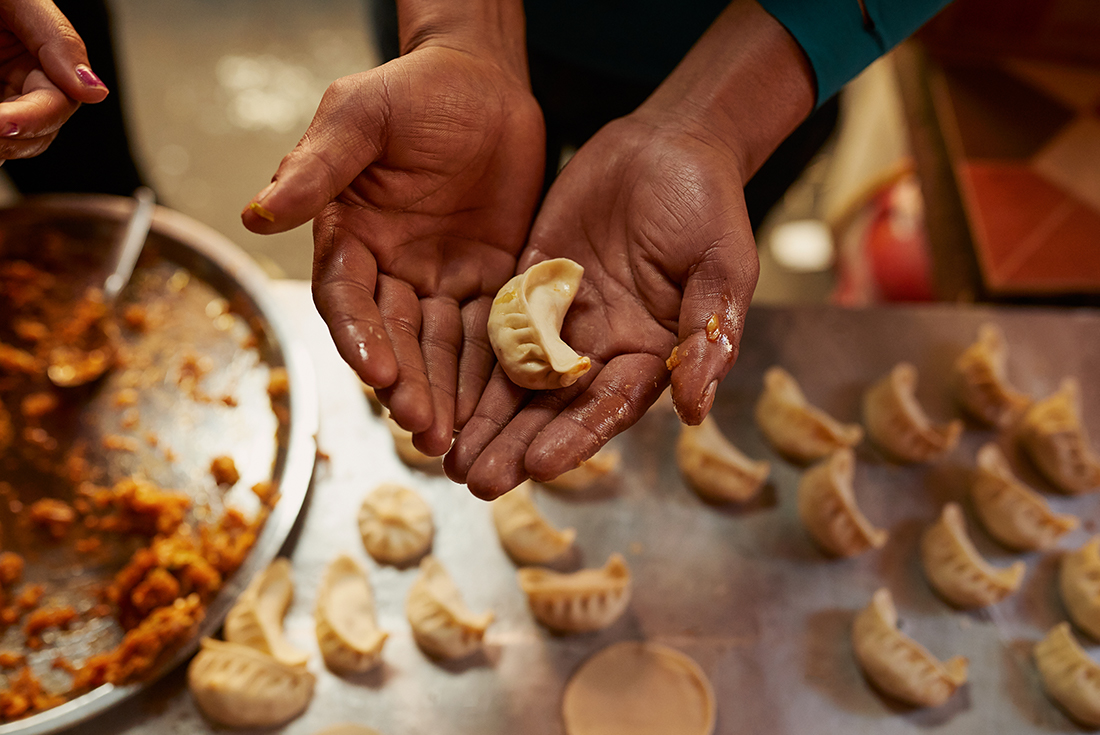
[738,323,1100,717]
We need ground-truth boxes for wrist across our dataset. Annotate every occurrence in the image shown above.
[395,0,529,83]
[639,0,815,181]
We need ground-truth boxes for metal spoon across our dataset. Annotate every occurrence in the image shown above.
[47,187,157,387]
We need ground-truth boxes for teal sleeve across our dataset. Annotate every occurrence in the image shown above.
[757,0,953,105]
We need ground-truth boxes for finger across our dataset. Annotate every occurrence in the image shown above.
[411,296,462,457]
[461,368,599,500]
[454,296,495,430]
[525,353,667,481]
[374,275,433,434]
[444,364,530,486]
[242,72,386,234]
[312,223,398,389]
[0,69,76,146]
[670,236,759,425]
[0,0,107,103]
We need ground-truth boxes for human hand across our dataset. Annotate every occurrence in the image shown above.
[242,36,544,455]
[445,0,816,497]
[445,110,760,497]
[0,0,109,160]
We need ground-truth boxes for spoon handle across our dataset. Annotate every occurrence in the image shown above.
[104,186,157,303]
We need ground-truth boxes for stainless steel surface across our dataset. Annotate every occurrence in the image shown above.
[51,293,1100,734]
[0,196,317,735]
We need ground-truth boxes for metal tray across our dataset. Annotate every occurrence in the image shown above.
[70,293,1100,735]
[0,195,317,735]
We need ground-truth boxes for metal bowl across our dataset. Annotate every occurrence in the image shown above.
[0,195,317,735]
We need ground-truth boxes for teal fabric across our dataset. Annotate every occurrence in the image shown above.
[757,0,952,104]
[524,1,952,104]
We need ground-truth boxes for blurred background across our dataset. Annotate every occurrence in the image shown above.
[1,0,1097,307]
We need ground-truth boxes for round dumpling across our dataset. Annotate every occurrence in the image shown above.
[358,483,434,565]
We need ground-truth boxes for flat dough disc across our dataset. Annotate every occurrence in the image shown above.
[563,641,716,735]
[313,726,383,735]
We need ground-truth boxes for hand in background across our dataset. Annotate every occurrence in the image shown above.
[0,0,109,160]
[446,110,759,497]
[242,43,545,456]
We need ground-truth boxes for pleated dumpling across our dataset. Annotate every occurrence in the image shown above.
[358,483,434,565]
[517,553,631,633]
[383,411,441,470]
[223,558,309,667]
[919,503,1025,609]
[1018,378,1100,494]
[487,258,591,390]
[406,556,493,660]
[797,448,887,558]
[542,447,621,493]
[1035,623,1100,728]
[862,363,962,463]
[972,443,1078,551]
[491,481,575,566]
[852,588,968,708]
[952,323,1030,428]
[315,554,388,673]
[754,366,863,462]
[188,638,316,728]
[676,416,770,503]
[1060,537,1100,642]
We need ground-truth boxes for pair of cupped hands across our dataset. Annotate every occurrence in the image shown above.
[241,38,763,500]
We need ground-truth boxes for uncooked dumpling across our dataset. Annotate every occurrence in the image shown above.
[1060,537,1100,642]
[852,588,968,708]
[952,323,1030,428]
[223,558,309,667]
[314,726,384,735]
[862,363,962,463]
[797,448,887,558]
[1018,378,1100,494]
[919,502,1025,609]
[188,638,316,728]
[754,366,863,462]
[676,416,770,503]
[1035,623,1100,728]
[543,447,621,493]
[491,481,576,565]
[383,411,441,470]
[406,555,493,660]
[562,641,716,735]
[315,554,388,673]
[518,553,631,633]
[971,443,1078,551]
[487,258,591,390]
[358,483,434,565]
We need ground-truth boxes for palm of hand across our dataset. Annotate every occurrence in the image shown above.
[323,48,543,299]
[308,46,545,452]
[449,114,760,496]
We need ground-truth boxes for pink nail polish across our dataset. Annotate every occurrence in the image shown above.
[75,65,106,89]
[1,123,17,137]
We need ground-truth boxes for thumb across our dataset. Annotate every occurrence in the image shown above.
[242,72,386,234]
[0,0,108,103]
[669,235,759,425]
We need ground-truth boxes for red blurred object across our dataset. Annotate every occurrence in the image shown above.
[864,178,936,301]
[832,173,936,305]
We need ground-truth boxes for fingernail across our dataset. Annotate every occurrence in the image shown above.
[699,379,718,417]
[247,181,277,222]
[1,123,17,137]
[249,201,275,222]
[75,65,106,89]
